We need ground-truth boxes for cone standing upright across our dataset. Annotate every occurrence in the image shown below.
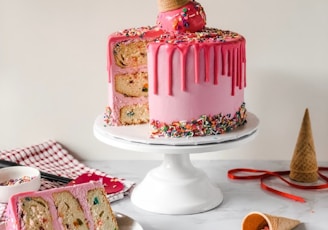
[289,108,318,183]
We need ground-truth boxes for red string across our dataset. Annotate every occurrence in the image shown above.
[227,167,328,202]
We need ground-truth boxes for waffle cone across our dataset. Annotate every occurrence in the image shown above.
[242,212,301,230]
[157,0,190,12]
[289,108,318,183]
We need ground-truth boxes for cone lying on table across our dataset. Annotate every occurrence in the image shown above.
[158,0,189,12]
[289,108,318,183]
[242,211,301,230]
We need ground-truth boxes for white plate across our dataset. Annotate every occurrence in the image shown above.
[94,112,259,146]
[116,212,143,230]
[0,213,143,230]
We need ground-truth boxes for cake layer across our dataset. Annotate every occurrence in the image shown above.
[120,104,149,125]
[87,188,117,230]
[53,191,89,229]
[107,27,163,79]
[5,181,118,230]
[18,196,54,230]
[113,40,148,68]
[115,72,148,97]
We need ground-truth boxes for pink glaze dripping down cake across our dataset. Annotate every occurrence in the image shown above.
[105,0,247,137]
[5,181,118,230]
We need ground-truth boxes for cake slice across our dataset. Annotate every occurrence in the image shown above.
[5,181,119,230]
[53,191,89,229]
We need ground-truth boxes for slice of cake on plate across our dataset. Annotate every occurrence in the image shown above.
[5,181,119,230]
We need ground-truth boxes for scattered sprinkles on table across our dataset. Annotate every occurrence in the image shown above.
[0,176,36,186]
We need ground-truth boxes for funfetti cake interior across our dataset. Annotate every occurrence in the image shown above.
[105,0,247,138]
[5,181,119,230]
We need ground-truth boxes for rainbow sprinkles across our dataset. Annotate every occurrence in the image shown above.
[150,103,247,138]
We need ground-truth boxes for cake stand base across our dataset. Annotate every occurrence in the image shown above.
[131,153,223,214]
[94,112,259,214]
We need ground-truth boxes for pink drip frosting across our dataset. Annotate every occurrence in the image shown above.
[148,28,246,96]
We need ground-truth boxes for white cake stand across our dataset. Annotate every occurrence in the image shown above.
[93,113,259,215]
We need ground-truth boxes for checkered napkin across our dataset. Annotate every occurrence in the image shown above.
[0,140,134,222]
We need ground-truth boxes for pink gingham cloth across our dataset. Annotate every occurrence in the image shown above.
[0,140,134,222]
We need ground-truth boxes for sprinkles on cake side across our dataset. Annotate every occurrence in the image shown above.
[150,103,247,138]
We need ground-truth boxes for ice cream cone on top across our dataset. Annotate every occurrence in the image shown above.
[158,0,189,12]
[242,211,301,230]
[289,108,318,183]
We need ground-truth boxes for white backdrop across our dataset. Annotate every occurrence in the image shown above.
[1,0,328,161]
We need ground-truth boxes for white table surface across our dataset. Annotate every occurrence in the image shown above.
[84,160,328,230]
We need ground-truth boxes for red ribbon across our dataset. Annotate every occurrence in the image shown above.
[227,167,328,202]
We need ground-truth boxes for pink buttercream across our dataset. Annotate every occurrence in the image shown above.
[157,1,206,32]
[147,28,246,124]
[148,44,245,124]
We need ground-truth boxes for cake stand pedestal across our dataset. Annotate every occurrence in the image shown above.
[94,113,259,215]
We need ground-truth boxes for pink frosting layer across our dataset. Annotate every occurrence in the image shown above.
[157,1,206,32]
[147,28,246,124]
[5,181,104,230]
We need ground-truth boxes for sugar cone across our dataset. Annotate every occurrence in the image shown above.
[242,212,301,230]
[289,108,318,183]
[157,0,190,12]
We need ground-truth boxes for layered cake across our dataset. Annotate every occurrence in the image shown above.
[105,0,247,137]
[5,181,119,230]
